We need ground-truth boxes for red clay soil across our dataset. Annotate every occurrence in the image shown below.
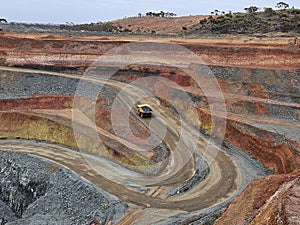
[0,95,73,110]
[225,121,300,174]
[0,31,299,70]
[182,44,300,70]
[214,169,300,225]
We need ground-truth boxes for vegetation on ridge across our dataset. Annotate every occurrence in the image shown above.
[188,3,300,34]
[1,1,299,35]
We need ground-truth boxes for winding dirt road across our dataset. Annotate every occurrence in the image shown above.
[0,66,263,223]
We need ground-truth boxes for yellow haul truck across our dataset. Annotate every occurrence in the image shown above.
[136,104,152,118]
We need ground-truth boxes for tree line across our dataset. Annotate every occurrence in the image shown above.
[244,2,290,14]
[211,1,291,15]
[139,11,177,18]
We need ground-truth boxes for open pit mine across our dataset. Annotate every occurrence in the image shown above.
[0,30,299,225]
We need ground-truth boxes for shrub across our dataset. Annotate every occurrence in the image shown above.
[187,5,300,34]
[280,13,288,18]
[200,18,208,24]
[264,7,275,16]
[290,8,300,14]
[281,21,292,31]
[225,13,233,18]
[244,6,259,14]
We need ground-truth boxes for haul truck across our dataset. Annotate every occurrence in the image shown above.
[136,104,152,118]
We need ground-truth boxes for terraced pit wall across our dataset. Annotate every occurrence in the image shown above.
[0,32,299,70]
[111,64,300,174]
[1,31,300,224]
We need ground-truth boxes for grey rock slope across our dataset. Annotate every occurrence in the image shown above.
[0,150,127,225]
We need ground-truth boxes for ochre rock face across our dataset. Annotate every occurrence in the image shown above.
[214,170,300,225]
[225,121,300,174]
[0,94,164,173]
[0,111,78,148]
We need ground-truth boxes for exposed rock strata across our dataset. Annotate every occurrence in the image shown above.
[0,32,299,70]
[0,151,126,225]
[0,31,299,224]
